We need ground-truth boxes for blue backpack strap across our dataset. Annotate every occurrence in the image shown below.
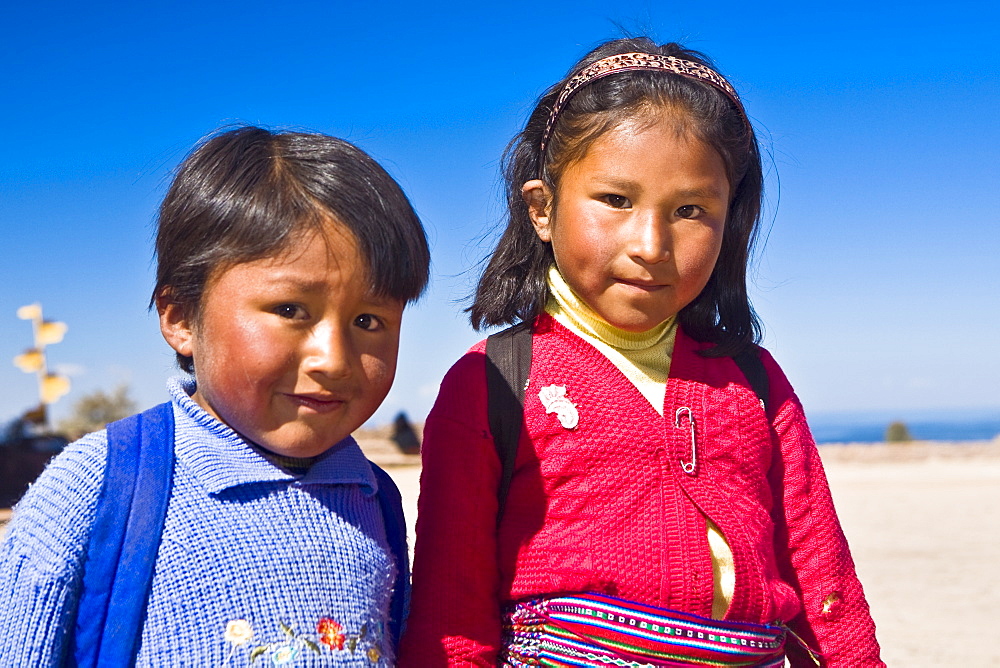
[74,402,174,668]
[369,463,410,649]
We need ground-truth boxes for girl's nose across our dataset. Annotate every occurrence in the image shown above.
[303,325,353,380]
[627,211,671,265]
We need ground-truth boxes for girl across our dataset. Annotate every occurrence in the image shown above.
[400,39,883,666]
[0,126,429,666]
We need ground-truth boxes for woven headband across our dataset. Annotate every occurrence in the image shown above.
[538,52,747,177]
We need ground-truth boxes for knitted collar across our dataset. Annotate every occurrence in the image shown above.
[167,376,378,496]
[544,265,675,352]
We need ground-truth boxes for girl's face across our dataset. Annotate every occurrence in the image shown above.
[159,221,404,458]
[525,114,730,332]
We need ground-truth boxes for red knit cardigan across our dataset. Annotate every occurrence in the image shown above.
[399,315,882,667]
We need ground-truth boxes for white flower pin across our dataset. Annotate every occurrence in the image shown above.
[538,385,579,429]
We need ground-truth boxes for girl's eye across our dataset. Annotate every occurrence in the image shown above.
[354,314,384,332]
[676,205,703,219]
[274,304,307,319]
[601,194,632,209]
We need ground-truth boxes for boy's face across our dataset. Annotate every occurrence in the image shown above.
[159,221,404,458]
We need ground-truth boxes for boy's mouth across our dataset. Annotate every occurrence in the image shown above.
[284,393,345,413]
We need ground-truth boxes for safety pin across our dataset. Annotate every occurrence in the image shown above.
[675,406,697,475]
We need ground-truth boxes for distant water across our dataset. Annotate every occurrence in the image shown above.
[809,413,1000,444]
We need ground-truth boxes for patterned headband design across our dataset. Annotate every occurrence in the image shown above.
[537,52,747,176]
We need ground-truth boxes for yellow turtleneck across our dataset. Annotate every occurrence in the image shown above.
[545,266,677,415]
[544,265,735,619]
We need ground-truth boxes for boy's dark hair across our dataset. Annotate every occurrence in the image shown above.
[153,125,430,373]
[469,37,763,356]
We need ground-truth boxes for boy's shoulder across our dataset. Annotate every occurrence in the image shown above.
[2,430,109,570]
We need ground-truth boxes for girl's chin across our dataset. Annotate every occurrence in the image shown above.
[596,309,674,333]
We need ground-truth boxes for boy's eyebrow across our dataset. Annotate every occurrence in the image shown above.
[364,297,404,310]
[268,275,327,292]
[266,275,401,307]
[586,174,635,190]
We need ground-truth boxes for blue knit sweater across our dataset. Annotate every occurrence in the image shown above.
[0,378,399,666]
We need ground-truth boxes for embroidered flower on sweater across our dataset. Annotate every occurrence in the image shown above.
[317,617,346,650]
[225,619,254,645]
[242,621,320,664]
[270,645,298,664]
[538,385,579,429]
[227,617,386,665]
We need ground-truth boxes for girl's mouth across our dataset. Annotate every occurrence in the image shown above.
[617,278,667,292]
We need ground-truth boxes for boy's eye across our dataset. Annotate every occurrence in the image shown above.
[354,314,383,332]
[601,194,632,209]
[274,304,307,319]
[676,205,703,219]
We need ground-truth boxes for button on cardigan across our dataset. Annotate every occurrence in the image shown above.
[0,377,398,666]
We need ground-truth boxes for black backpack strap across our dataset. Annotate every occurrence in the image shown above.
[75,402,175,668]
[732,346,770,415]
[484,322,533,522]
[369,463,410,648]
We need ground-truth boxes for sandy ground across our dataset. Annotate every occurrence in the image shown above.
[3,440,997,666]
[384,441,1000,667]
[817,443,1000,666]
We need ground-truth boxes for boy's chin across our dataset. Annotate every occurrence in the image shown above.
[245,427,353,459]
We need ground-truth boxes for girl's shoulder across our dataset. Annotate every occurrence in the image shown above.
[2,429,109,571]
[751,345,799,412]
[430,339,491,424]
[440,322,541,399]
[669,329,801,417]
[440,332,497,382]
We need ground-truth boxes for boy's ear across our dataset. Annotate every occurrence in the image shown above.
[156,291,195,358]
[522,180,553,243]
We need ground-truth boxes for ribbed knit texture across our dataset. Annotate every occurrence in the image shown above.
[399,316,883,667]
[0,377,398,666]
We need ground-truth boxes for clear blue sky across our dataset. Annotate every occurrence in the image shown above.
[2,0,998,428]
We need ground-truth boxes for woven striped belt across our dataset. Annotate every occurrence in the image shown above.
[502,593,786,667]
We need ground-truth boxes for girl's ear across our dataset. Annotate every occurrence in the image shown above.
[522,180,553,243]
[156,290,195,358]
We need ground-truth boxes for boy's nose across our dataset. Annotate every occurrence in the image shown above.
[627,212,671,265]
[303,326,353,380]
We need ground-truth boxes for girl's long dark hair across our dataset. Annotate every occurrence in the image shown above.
[469,37,763,357]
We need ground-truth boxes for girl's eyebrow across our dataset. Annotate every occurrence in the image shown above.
[590,174,727,200]
[674,186,728,200]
